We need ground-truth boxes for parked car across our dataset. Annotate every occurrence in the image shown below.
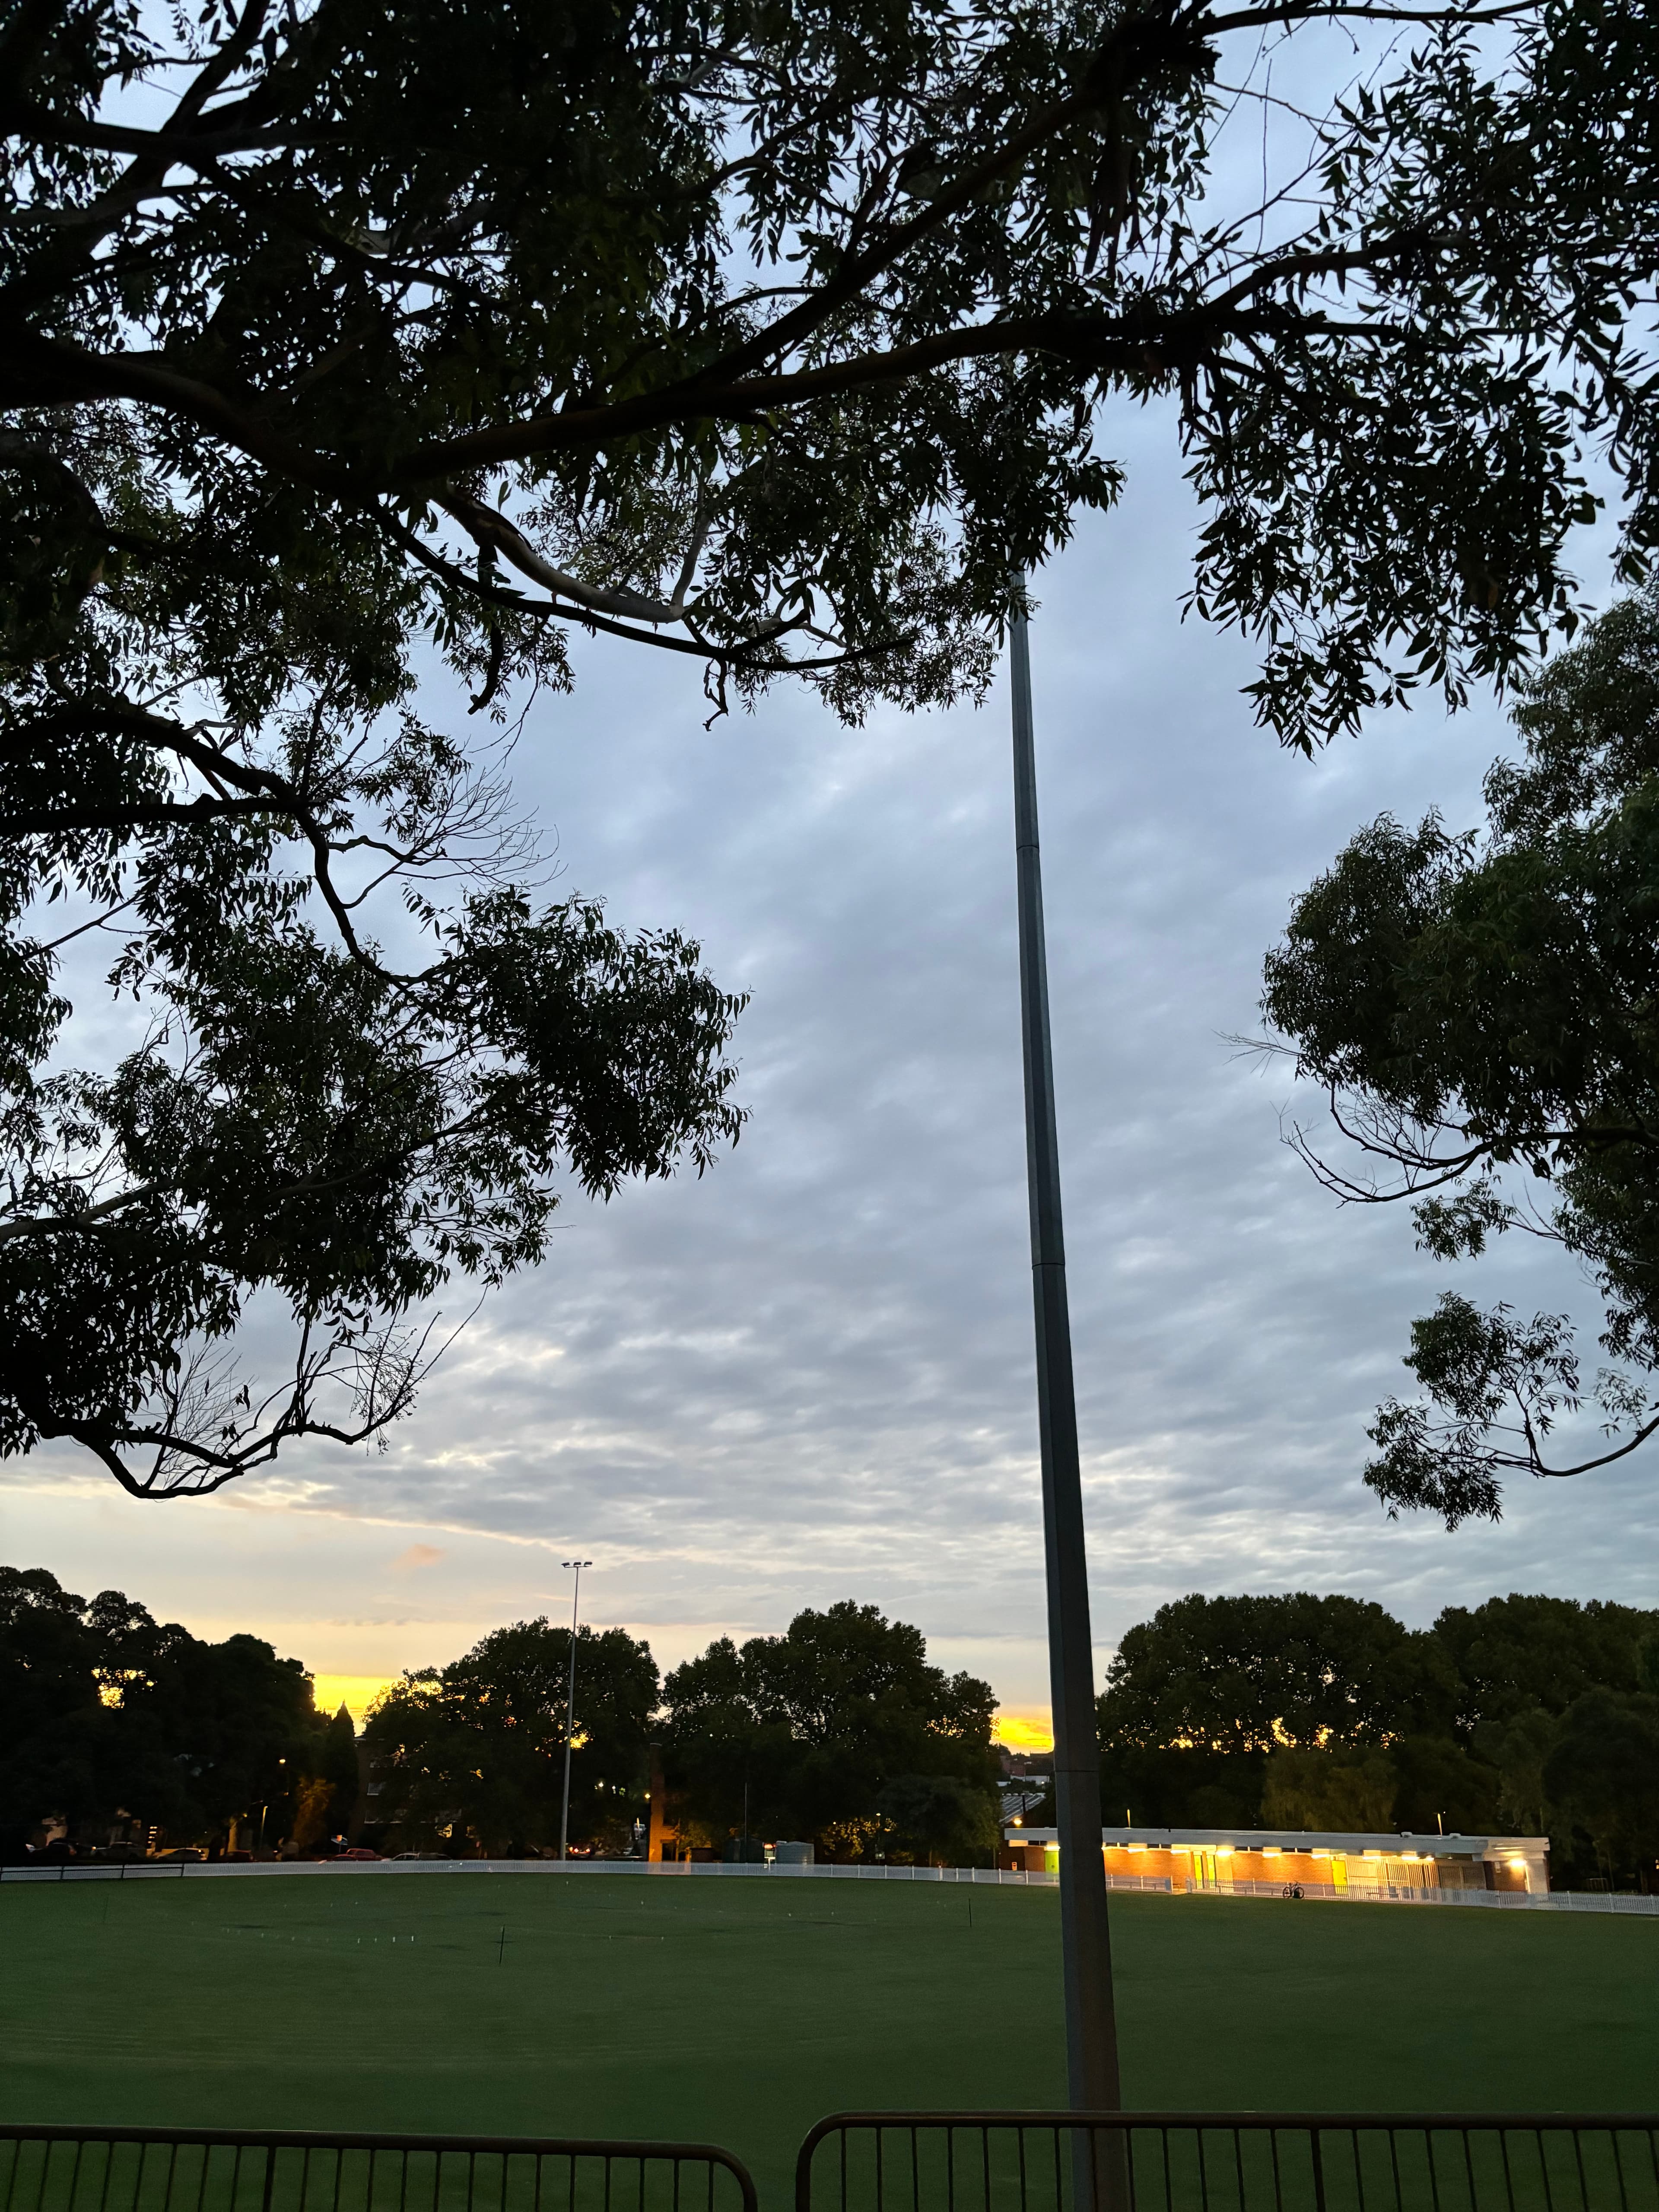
[89,1843,146,1863]
[391,1850,446,1860]
[324,1847,382,1862]
[153,1848,205,1863]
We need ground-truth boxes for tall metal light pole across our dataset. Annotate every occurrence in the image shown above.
[559,1558,592,1862]
[1010,591,1124,2127]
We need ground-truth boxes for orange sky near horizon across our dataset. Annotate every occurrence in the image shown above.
[311,1671,1053,1751]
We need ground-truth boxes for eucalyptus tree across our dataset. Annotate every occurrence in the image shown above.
[6,0,1658,1497]
[1265,590,1659,1525]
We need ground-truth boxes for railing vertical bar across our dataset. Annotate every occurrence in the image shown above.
[1538,2127,1558,2212]
[980,2128,990,2212]
[1609,2129,1631,2212]
[1310,2129,1328,2212]
[93,2139,116,2212]
[1017,2126,1028,2212]
[1496,2129,1517,2212]
[1571,2131,1591,2212]
[1424,2128,1443,2212]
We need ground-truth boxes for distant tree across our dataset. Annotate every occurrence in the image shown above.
[1481,1707,1557,1837]
[661,1602,999,1860]
[1261,1745,1397,1832]
[365,1619,658,1856]
[1542,1691,1659,1889]
[0,1561,314,1855]
[124,1625,317,1843]
[876,1773,999,1867]
[654,1634,798,1846]
[1098,1592,1454,1756]
[1264,590,1659,1524]
[1432,1595,1659,1729]
[314,1703,359,1839]
[1389,1734,1501,1837]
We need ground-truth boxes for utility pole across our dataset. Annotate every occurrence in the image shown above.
[1009,591,1124,2148]
[559,1559,592,1862]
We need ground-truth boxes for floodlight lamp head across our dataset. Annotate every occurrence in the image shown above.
[563,1558,592,1569]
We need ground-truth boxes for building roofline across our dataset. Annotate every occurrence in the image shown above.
[1005,1826,1548,1856]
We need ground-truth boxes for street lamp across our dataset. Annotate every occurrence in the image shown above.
[559,1560,592,1861]
[1008,591,1123,2133]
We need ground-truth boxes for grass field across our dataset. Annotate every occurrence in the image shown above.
[2,1875,1654,2207]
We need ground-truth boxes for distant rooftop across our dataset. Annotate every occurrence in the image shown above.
[1008,1825,1547,1857]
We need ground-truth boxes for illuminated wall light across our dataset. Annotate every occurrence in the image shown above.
[1262,1848,1281,1858]
[1216,1846,1235,1857]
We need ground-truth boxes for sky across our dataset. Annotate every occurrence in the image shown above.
[5,400,1655,1738]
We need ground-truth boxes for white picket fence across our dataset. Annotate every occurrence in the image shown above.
[3,1855,1656,1912]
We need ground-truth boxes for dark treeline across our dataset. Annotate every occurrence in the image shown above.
[1101,1593,1659,1890]
[364,1599,1000,1864]
[14,1561,1654,1886]
[2,1570,999,1866]
[0,1565,356,1860]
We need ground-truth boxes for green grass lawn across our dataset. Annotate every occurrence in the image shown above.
[1,1875,1653,2208]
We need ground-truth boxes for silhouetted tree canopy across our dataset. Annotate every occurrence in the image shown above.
[364,1618,659,1856]
[661,1600,998,1859]
[9,0,1659,1494]
[1099,1591,1455,1753]
[1265,589,1659,1525]
[0,1560,317,1856]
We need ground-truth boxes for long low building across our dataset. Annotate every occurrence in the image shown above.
[1001,1825,1549,1894]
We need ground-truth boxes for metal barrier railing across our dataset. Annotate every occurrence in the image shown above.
[795,2113,1659,2212]
[0,2127,758,2212]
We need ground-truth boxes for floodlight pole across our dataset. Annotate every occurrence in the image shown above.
[1009,592,1124,2140]
[559,1558,592,1861]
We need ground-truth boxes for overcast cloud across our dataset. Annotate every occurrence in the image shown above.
[6,399,1654,1731]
